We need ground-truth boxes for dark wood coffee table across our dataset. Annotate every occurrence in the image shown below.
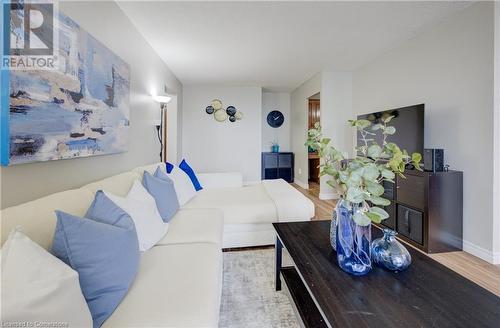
[273,221,500,328]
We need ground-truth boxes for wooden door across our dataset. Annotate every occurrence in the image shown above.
[308,99,320,129]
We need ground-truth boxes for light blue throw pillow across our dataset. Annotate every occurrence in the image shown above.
[51,191,140,328]
[143,169,179,222]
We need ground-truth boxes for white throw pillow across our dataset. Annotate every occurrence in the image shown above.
[104,180,169,251]
[168,165,197,206]
[1,229,93,327]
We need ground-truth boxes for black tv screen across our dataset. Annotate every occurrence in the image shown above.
[357,104,424,156]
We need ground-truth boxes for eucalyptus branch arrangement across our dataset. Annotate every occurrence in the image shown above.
[306,116,422,226]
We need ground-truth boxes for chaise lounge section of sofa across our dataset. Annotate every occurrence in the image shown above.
[138,162,315,248]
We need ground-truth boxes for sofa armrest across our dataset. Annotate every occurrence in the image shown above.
[197,172,243,189]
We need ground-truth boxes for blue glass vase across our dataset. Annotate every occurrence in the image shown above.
[335,199,372,276]
[371,229,411,272]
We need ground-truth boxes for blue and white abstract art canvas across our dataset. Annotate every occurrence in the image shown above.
[2,11,130,165]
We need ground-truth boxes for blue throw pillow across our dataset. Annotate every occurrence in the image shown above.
[143,169,179,222]
[51,192,139,328]
[166,162,174,173]
[179,159,203,191]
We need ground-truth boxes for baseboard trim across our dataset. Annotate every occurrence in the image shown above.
[223,245,274,252]
[244,180,261,186]
[463,240,500,264]
[494,252,500,265]
[294,179,309,189]
[319,192,338,200]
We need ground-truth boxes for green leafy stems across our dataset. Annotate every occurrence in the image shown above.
[305,116,422,226]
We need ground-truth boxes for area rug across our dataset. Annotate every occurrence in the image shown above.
[219,249,300,328]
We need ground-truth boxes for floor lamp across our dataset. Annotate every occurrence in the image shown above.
[153,94,172,162]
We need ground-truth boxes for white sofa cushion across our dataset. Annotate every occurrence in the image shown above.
[1,229,92,327]
[132,163,243,189]
[157,208,224,246]
[104,180,169,251]
[1,189,94,249]
[197,172,243,189]
[183,184,278,224]
[83,171,141,197]
[132,163,162,175]
[262,179,315,221]
[223,223,276,248]
[103,243,222,328]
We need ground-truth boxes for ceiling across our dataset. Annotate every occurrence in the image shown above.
[118,1,472,92]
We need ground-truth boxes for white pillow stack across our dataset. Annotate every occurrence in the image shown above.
[167,165,197,206]
[104,180,169,251]
[1,229,93,326]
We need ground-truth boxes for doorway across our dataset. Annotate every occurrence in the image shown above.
[308,93,320,187]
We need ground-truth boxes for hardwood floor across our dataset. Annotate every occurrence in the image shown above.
[292,182,335,220]
[292,181,500,296]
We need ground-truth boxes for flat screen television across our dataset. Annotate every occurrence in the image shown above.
[357,104,424,156]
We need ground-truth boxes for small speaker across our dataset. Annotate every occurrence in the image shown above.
[424,149,444,172]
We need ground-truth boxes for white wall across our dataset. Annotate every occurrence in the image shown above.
[319,72,353,199]
[290,74,322,188]
[182,85,262,183]
[353,3,496,262]
[262,92,291,152]
[0,1,182,209]
[166,95,180,162]
[494,2,500,261]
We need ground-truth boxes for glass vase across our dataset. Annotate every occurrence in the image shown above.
[371,228,411,272]
[335,198,372,276]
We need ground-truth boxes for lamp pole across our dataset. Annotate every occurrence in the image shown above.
[152,93,172,162]
[156,103,167,162]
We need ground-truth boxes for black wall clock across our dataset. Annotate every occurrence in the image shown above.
[267,110,284,128]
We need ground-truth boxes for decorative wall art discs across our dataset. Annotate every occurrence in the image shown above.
[211,99,223,110]
[214,109,228,122]
[204,99,243,123]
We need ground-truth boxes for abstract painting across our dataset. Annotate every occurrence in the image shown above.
[2,10,130,165]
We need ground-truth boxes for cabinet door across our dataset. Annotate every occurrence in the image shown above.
[381,203,396,230]
[263,153,278,168]
[397,205,424,245]
[278,153,293,182]
[278,153,293,168]
[382,180,395,200]
[278,169,292,182]
[263,168,277,180]
[397,174,426,210]
[262,153,278,180]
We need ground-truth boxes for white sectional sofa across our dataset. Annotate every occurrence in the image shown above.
[1,162,314,327]
[134,162,314,248]
[186,174,315,248]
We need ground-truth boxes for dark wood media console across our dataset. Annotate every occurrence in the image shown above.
[378,169,463,253]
